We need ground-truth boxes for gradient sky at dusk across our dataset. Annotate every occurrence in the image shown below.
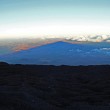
[0,0,110,38]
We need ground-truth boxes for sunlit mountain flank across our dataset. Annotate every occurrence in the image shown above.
[0,37,63,55]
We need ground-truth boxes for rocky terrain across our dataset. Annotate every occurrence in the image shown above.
[0,62,110,110]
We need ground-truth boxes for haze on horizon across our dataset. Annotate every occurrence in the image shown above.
[0,0,110,39]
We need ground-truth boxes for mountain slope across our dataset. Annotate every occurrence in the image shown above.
[0,41,110,65]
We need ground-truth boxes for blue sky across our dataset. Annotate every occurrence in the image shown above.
[0,0,110,38]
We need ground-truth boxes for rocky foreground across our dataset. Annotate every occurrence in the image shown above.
[0,62,110,110]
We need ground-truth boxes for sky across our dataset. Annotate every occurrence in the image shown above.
[0,0,110,38]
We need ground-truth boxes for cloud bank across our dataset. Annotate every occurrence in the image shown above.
[65,35,110,42]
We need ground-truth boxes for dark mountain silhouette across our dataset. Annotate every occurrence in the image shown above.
[0,63,110,110]
[0,41,110,65]
[0,62,9,66]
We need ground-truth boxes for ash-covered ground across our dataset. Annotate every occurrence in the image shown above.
[0,62,110,110]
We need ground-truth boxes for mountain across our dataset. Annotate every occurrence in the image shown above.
[0,41,110,65]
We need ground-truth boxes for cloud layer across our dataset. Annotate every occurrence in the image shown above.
[65,35,110,42]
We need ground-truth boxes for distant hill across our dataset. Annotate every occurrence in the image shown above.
[0,41,110,65]
[0,62,9,65]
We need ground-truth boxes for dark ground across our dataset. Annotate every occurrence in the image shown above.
[0,62,110,110]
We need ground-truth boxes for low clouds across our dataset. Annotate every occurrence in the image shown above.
[100,48,110,51]
[65,35,110,42]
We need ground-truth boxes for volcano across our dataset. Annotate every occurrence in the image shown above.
[0,41,110,65]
